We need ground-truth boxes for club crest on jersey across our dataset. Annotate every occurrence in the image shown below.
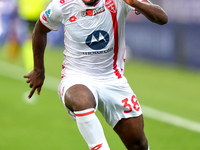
[81,6,105,17]
[86,30,109,50]
[105,0,116,13]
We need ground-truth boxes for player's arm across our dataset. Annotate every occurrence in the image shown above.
[125,0,168,25]
[24,20,51,98]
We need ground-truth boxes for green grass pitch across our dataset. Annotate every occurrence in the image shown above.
[0,46,200,150]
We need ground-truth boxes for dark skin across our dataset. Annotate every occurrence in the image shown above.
[82,0,100,6]
[24,20,51,98]
[24,0,167,149]
[125,0,168,25]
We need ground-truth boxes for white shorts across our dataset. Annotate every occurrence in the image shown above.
[58,74,143,128]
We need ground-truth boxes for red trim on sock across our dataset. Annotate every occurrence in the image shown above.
[91,143,103,150]
[75,110,95,117]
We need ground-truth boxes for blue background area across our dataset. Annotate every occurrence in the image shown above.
[125,22,200,68]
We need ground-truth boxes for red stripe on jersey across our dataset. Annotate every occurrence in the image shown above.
[75,110,95,117]
[105,0,122,79]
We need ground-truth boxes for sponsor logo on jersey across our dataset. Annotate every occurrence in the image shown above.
[45,9,52,19]
[69,16,77,22]
[82,47,113,55]
[60,0,65,4]
[42,9,52,22]
[42,14,48,22]
[81,6,105,17]
[85,30,109,50]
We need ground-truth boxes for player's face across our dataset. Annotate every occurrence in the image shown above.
[82,0,99,6]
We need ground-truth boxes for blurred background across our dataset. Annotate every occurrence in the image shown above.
[125,0,200,69]
[0,0,200,150]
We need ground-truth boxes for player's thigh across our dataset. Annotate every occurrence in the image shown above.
[113,115,148,149]
[58,76,98,112]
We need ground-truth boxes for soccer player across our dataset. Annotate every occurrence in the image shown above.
[24,0,168,149]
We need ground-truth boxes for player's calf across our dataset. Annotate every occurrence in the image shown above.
[114,115,149,150]
[126,137,148,150]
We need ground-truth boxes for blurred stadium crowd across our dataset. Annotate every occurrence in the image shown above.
[0,0,200,69]
[0,0,64,46]
[0,0,63,71]
[126,0,200,69]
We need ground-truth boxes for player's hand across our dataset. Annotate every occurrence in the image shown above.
[24,69,45,99]
[124,0,150,7]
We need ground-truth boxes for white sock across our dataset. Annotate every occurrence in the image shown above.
[74,108,110,150]
[148,145,150,150]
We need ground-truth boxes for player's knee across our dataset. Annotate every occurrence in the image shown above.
[64,84,96,111]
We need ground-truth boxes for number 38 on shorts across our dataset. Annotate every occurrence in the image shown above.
[122,95,140,113]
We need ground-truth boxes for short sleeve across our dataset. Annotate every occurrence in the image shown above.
[40,0,62,31]
[125,0,144,15]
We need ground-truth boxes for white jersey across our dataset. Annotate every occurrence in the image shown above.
[40,0,141,79]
